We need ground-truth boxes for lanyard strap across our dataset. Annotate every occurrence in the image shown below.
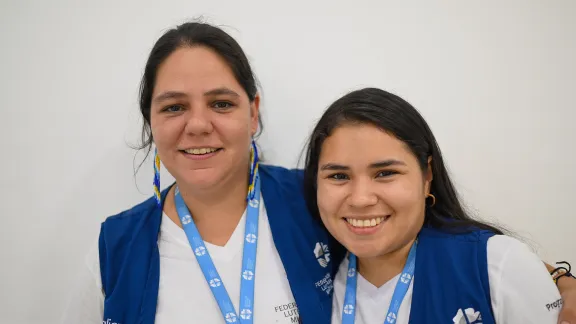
[341,240,418,324]
[174,171,261,324]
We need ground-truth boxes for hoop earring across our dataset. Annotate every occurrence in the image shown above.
[426,193,436,207]
[153,147,161,207]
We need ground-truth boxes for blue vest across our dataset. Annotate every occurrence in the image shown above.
[98,164,340,324]
[99,163,497,324]
[409,227,496,324]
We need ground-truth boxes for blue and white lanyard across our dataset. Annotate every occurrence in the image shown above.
[341,240,418,324]
[174,172,261,324]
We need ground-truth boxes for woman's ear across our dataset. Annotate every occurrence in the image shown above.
[250,94,260,136]
[425,156,433,195]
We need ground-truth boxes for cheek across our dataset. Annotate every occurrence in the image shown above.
[151,118,177,146]
[150,116,185,163]
[214,114,252,140]
[384,180,426,218]
[316,182,345,219]
[316,188,340,238]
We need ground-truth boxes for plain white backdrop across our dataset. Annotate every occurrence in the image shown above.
[1,0,575,323]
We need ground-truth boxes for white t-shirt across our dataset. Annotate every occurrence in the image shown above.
[331,235,562,324]
[61,198,301,324]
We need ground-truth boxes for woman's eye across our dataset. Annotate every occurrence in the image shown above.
[329,173,349,181]
[212,101,234,109]
[163,104,183,112]
[376,170,397,178]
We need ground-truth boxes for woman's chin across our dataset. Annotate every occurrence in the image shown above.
[179,171,224,190]
[344,240,392,259]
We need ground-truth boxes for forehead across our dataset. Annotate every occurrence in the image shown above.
[153,46,244,96]
[320,123,412,163]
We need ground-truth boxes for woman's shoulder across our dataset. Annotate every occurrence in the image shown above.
[259,164,306,197]
[259,164,303,181]
[100,191,164,245]
[103,194,160,223]
[486,235,561,323]
[487,234,530,253]
[419,224,496,243]
[486,234,542,271]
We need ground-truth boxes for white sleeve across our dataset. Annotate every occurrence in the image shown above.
[488,235,562,324]
[60,240,104,324]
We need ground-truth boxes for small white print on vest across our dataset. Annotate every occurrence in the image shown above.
[452,308,482,324]
[102,319,120,324]
[274,302,300,323]
[313,242,330,268]
[546,298,563,311]
[314,272,334,295]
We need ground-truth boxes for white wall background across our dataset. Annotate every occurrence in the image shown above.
[1,0,575,322]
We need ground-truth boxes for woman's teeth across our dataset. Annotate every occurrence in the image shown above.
[184,148,218,155]
[345,216,387,228]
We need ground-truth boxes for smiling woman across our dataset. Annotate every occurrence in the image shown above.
[60,21,338,324]
[302,87,571,324]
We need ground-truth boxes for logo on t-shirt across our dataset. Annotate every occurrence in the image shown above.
[274,302,300,323]
[313,242,330,268]
[546,298,563,311]
[452,308,482,324]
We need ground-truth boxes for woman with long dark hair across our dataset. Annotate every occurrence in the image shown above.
[303,87,573,323]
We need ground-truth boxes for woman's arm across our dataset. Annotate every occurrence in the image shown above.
[487,236,562,323]
[545,262,576,324]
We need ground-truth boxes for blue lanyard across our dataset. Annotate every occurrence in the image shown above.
[341,240,417,324]
[174,171,261,324]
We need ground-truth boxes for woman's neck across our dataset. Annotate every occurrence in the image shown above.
[165,171,250,247]
[357,238,416,288]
